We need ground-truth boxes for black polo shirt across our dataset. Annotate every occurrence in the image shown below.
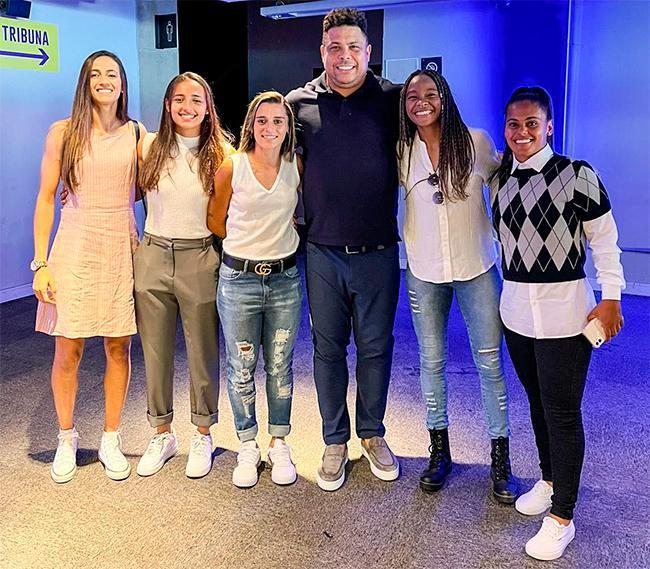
[287,72,401,247]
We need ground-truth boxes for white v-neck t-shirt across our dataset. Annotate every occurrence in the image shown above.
[223,152,300,261]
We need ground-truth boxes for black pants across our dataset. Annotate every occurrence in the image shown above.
[504,327,592,520]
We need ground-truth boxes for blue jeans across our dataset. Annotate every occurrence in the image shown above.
[217,264,302,442]
[306,242,400,444]
[406,265,509,438]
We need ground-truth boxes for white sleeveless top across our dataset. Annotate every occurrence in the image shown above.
[223,152,300,260]
[142,133,211,239]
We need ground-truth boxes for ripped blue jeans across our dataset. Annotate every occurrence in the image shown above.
[406,265,509,438]
[217,264,302,442]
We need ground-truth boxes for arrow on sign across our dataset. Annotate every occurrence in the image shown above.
[0,47,49,66]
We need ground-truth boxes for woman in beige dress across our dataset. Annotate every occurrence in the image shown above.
[32,50,144,483]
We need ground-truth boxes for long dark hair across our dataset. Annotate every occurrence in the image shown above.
[490,86,554,185]
[397,69,474,202]
[139,72,233,193]
[61,50,130,192]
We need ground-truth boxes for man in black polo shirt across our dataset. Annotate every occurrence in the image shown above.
[287,8,401,491]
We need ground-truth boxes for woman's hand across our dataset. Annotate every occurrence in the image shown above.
[60,187,70,206]
[33,267,56,303]
[587,299,623,341]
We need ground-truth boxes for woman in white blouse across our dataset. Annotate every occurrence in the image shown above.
[134,72,233,479]
[397,69,518,503]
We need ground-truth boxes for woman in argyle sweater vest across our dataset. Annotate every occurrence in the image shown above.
[491,87,625,561]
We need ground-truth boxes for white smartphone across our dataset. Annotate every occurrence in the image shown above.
[582,318,606,348]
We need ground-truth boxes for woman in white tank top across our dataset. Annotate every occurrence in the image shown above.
[207,91,302,489]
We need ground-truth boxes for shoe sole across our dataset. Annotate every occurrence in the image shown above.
[51,464,77,484]
[98,453,132,481]
[493,490,517,505]
[269,463,297,485]
[271,468,297,485]
[360,446,399,481]
[419,463,452,493]
[525,530,575,561]
[419,479,444,493]
[316,458,348,491]
[233,460,261,488]
[186,461,212,479]
[137,444,178,477]
[515,500,553,516]
[233,475,259,488]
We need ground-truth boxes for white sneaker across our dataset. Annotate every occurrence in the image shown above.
[51,427,79,483]
[232,440,261,488]
[98,431,131,481]
[136,431,178,477]
[516,479,554,515]
[525,516,576,560]
[267,439,297,485]
[186,432,213,479]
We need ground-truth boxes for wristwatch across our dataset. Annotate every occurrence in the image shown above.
[30,259,48,272]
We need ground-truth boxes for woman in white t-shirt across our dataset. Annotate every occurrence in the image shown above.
[134,72,233,480]
[397,69,518,503]
[207,91,301,489]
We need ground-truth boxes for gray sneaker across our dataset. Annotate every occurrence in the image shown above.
[316,443,348,491]
[360,436,400,481]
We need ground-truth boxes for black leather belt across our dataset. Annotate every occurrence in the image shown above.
[222,252,297,276]
[331,244,388,254]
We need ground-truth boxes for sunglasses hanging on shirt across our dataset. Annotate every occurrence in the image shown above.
[405,169,444,204]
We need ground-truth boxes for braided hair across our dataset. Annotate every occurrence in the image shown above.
[490,86,554,185]
[397,69,474,202]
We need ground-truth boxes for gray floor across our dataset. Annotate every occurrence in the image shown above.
[1,275,648,569]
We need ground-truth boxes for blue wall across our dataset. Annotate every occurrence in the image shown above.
[566,0,650,292]
[383,0,649,293]
[383,0,569,152]
[0,0,141,302]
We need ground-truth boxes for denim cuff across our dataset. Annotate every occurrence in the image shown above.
[237,424,259,443]
[268,423,291,438]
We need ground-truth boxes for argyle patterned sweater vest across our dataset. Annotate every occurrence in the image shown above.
[492,154,611,283]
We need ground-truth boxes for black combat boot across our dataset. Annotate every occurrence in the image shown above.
[419,428,452,493]
[490,437,519,504]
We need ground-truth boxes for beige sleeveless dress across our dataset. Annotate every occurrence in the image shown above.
[35,123,138,338]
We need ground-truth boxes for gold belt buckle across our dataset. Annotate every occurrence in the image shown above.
[254,262,272,276]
